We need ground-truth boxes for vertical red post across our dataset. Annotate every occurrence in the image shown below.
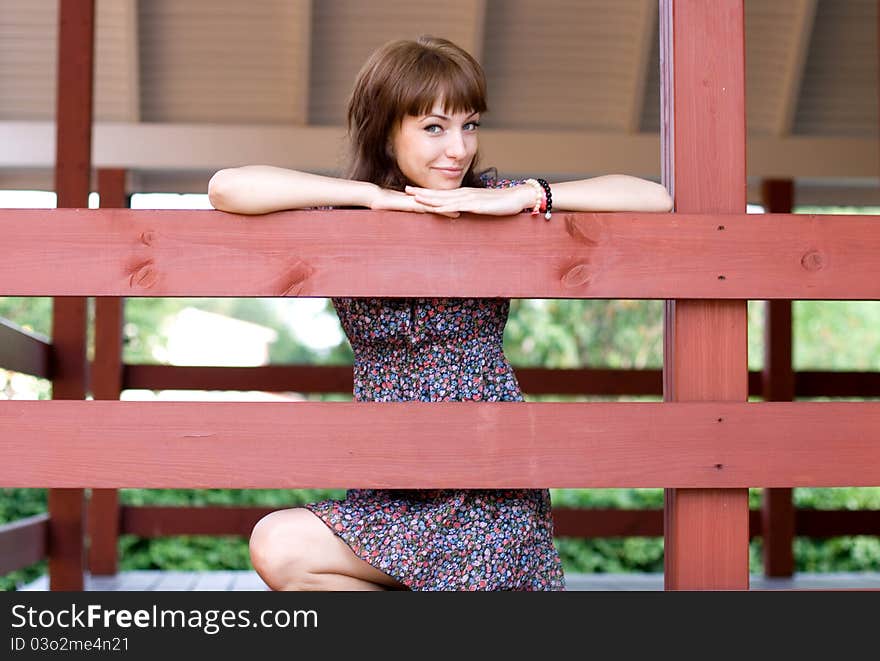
[87,170,127,576]
[660,0,750,589]
[760,179,796,577]
[49,0,95,591]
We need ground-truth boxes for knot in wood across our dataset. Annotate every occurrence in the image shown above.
[279,260,315,296]
[800,250,824,272]
[561,263,591,288]
[129,261,158,289]
[564,215,598,246]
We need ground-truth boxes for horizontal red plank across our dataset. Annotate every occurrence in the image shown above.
[0,317,51,378]
[117,505,880,540]
[122,364,880,398]
[2,209,879,299]
[1,401,879,488]
[0,513,49,574]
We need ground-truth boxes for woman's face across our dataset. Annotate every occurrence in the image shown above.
[390,101,480,189]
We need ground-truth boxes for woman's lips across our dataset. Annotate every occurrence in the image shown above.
[434,167,463,177]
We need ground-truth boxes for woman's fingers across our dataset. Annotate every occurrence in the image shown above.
[404,198,459,217]
[405,186,523,216]
[406,185,470,202]
[371,189,459,217]
[413,192,470,207]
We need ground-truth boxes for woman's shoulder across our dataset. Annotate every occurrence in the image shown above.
[478,169,525,190]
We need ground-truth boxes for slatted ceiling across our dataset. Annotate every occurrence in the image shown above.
[745,1,801,135]
[94,0,138,122]
[308,0,488,126]
[1,0,879,191]
[794,0,878,136]
[482,0,644,131]
[138,0,309,124]
[0,0,57,119]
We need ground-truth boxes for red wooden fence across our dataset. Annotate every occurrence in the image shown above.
[1,0,879,591]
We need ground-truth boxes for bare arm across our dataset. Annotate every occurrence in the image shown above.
[550,175,673,213]
[407,174,673,216]
[208,165,379,215]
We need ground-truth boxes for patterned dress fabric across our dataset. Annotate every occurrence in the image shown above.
[304,178,565,591]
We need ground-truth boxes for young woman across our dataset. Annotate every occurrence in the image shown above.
[209,36,672,591]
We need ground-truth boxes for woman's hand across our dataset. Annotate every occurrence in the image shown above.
[405,185,535,217]
[369,187,461,218]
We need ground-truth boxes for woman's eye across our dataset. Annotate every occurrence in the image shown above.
[424,124,443,134]
[464,121,481,131]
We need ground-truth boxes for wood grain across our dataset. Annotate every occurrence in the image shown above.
[1,209,879,299]
[1,400,878,488]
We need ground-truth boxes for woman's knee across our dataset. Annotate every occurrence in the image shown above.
[249,508,325,590]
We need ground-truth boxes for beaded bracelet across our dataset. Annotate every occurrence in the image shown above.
[522,178,543,216]
[536,178,552,220]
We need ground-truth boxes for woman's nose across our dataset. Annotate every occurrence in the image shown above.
[445,131,467,159]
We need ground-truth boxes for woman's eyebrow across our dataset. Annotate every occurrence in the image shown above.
[422,111,480,121]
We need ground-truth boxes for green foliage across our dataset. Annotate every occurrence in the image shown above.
[0,298,52,336]
[0,489,48,591]
[122,298,354,365]
[793,301,880,371]
[556,537,665,573]
[505,299,665,369]
[118,536,250,571]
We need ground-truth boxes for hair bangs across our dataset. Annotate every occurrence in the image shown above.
[402,55,487,118]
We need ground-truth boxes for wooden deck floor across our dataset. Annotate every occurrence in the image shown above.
[18,570,880,591]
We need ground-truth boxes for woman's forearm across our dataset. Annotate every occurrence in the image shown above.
[208,165,379,214]
[550,175,673,213]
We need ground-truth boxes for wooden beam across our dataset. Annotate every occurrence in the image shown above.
[465,0,488,63]
[49,0,95,592]
[627,0,658,133]
[796,370,880,396]
[115,364,880,400]
[87,168,128,577]
[1,400,879,488]
[118,364,880,398]
[661,0,750,590]
[121,364,666,396]
[761,179,796,578]
[2,209,880,299]
[0,514,49,575]
[122,0,141,122]
[114,504,880,539]
[293,0,312,123]
[2,121,877,179]
[0,318,51,378]
[775,0,817,136]
[95,0,140,123]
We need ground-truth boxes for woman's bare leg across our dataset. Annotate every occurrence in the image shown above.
[249,508,408,591]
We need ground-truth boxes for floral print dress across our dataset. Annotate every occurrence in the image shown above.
[304,296,566,591]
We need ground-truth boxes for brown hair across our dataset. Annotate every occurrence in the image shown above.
[345,36,489,191]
